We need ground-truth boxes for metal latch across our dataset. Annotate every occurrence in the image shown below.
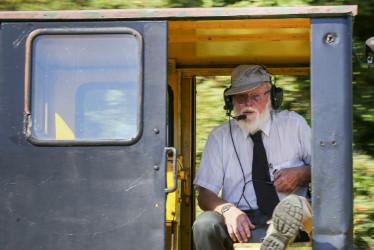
[165,147,177,193]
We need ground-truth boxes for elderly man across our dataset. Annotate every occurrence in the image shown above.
[192,65,312,250]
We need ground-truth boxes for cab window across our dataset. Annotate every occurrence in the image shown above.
[25,28,142,145]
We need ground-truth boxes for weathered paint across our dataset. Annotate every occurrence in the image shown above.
[311,16,353,249]
[0,20,169,250]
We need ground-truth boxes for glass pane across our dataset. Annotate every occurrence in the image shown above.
[76,82,137,139]
[30,31,141,142]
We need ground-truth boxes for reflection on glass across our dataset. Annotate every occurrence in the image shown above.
[30,32,141,142]
[76,83,137,139]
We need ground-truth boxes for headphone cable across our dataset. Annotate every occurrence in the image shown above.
[228,115,253,211]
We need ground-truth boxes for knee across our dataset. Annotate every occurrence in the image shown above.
[193,211,223,236]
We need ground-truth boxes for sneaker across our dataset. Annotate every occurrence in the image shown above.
[260,195,303,250]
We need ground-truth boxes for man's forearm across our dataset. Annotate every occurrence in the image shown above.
[196,186,232,213]
[299,165,311,185]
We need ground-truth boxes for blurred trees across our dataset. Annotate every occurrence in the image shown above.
[0,0,89,10]
[166,0,203,7]
[0,0,167,10]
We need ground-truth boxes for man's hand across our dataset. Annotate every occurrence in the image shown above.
[196,187,256,243]
[222,206,255,243]
[273,165,311,193]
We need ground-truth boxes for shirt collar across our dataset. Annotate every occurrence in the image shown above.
[261,113,272,136]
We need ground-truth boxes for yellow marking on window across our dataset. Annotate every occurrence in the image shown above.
[55,113,75,140]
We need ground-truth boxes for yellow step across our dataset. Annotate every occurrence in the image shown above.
[234,242,312,250]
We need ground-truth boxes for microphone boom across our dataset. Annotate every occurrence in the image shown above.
[233,114,246,120]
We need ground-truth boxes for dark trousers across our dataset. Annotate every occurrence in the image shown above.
[192,210,271,250]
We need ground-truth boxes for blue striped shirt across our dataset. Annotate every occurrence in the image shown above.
[194,110,311,211]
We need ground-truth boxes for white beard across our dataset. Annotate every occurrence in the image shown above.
[235,102,271,135]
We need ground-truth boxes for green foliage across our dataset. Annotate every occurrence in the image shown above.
[167,0,203,7]
[196,76,228,161]
[273,75,311,124]
[0,0,89,10]
[87,0,166,9]
[225,0,313,7]
[0,0,167,10]
[353,73,374,156]
[353,154,374,249]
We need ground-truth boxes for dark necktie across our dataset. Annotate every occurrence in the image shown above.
[251,131,279,216]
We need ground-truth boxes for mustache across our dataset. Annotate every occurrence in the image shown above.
[236,107,259,118]
[241,107,258,113]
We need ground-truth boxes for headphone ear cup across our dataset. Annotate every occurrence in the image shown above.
[223,88,233,112]
[271,85,283,110]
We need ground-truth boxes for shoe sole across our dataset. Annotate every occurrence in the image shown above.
[260,232,288,250]
[273,195,303,237]
[260,195,303,250]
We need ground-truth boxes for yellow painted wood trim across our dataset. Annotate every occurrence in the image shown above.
[169,33,309,43]
[168,18,310,30]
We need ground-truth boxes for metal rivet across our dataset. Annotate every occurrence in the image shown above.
[154,165,159,171]
[153,128,159,134]
[332,140,337,145]
[325,34,335,43]
[320,141,325,146]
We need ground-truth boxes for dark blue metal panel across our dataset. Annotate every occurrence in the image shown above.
[0,21,167,250]
[311,17,353,249]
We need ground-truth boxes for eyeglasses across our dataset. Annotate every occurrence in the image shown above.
[234,90,270,104]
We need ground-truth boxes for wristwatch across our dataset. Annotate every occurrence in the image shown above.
[220,204,233,215]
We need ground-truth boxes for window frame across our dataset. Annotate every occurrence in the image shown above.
[24,27,143,146]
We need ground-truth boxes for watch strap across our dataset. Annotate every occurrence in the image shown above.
[220,204,233,215]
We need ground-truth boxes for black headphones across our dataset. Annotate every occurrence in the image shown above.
[270,84,283,110]
[223,76,283,114]
[223,88,234,114]
[223,84,283,112]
